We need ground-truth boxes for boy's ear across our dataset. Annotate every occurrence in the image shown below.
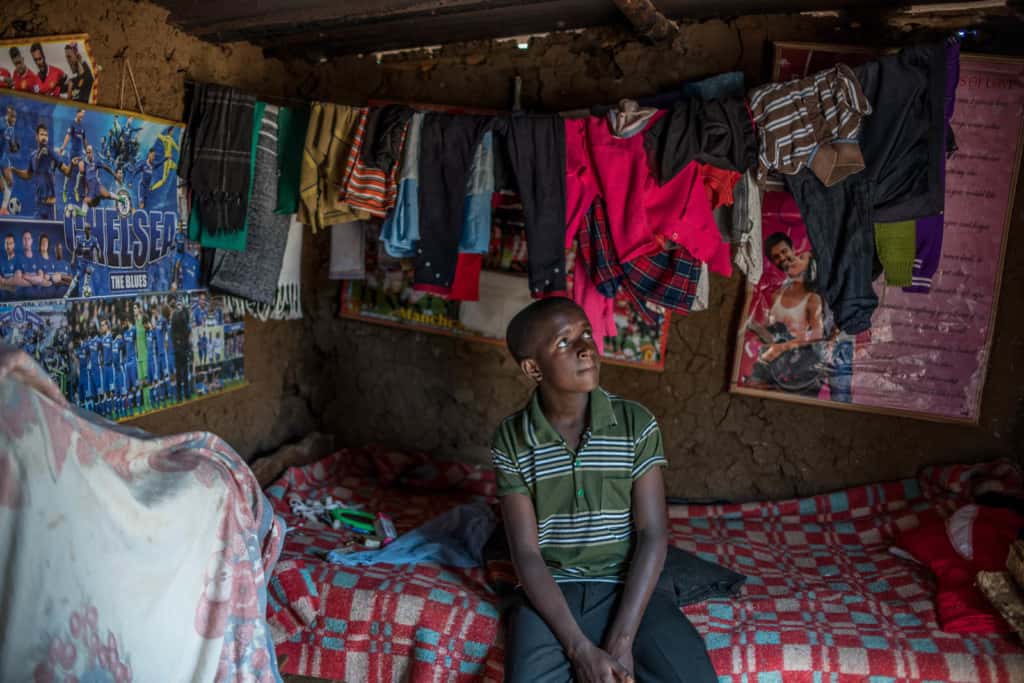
[519,358,543,383]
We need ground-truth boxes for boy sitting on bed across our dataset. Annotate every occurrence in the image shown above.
[491,297,717,683]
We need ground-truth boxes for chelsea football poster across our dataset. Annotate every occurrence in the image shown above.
[0,89,247,420]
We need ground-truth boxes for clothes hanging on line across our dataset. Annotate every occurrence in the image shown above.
[783,167,877,334]
[606,99,660,138]
[339,107,405,218]
[874,220,917,287]
[179,83,256,237]
[211,105,291,304]
[224,214,304,321]
[698,163,742,209]
[380,111,424,258]
[491,114,568,297]
[298,102,368,232]
[691,263,710,312]
[188,100,266,251]
[577,198,700,330]
[644,96,756,184]
[732,171,763,285]
[274,104,310,215]
[361,105,414,171]
[905,39,960,293]
[459,130,496,254]
[856,42,951,223]
[329,222,367,280]
[413,113,492,295]
[565,113,730,277]
[749,64,872,187]
[638,71,746,108]
[783,41,956,333]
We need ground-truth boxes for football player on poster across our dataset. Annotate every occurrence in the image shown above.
[122,314,139,415]
[1,106,20,214]
[65,145,125,218]
[58,108,88,203]
[9,46,41,93]
[12,123,74,220]
[99,317,114,416]
[31,42,66,98]
[65,223,99,298]
[64,42,94,103]
[86,324,102,414]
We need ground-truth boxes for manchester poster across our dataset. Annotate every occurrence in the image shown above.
[0,34,99,103]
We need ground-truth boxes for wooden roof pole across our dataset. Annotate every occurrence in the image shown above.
[611,0,680,42]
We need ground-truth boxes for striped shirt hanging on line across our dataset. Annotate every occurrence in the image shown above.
[749,64,871,184]
[338,108,405,218]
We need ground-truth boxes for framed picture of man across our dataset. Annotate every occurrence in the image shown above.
[730,43,1024,424]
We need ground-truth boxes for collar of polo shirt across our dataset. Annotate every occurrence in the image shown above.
[523,387,619,448]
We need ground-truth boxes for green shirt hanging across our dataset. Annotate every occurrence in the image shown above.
[275,104,309,215]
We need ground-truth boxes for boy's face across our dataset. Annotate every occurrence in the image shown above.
[522,305,600,393]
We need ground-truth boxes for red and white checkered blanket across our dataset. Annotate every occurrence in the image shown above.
[266,450,1024,682]
[265,448,504,681]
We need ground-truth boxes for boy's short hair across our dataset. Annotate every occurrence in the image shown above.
[505,296,582,362]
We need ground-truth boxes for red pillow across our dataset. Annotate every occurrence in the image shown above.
[897,506,1023,633]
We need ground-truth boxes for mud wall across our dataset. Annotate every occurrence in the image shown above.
[0,0,320,455]
[6,1,1023,500]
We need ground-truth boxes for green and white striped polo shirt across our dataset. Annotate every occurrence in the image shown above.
[490,387,666,582]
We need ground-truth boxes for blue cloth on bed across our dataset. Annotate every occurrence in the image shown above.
[326,501,496,568]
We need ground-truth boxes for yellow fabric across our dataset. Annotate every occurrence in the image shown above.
[298,102,369,232]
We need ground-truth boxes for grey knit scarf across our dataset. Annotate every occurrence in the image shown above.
[210,105,290,304]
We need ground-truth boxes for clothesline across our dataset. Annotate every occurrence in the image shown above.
[177,36,961,353]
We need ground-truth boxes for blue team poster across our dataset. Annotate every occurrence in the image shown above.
[0,291,246,421]
[0,90,199,302]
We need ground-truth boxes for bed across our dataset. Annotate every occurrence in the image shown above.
[266,449,1024,682]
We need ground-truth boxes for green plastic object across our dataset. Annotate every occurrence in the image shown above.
[330,508,376,533]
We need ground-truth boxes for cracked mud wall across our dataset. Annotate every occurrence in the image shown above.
[6,1,1023,499]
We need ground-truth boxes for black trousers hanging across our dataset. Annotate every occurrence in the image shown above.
[784,170,878,335]
[494,115,568,296]
[504,582,718,683]
[414,113,492,292]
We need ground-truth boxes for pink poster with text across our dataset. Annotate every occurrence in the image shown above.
[732,46,1023,422]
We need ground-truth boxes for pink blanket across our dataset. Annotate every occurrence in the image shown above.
[0,346,286,682]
